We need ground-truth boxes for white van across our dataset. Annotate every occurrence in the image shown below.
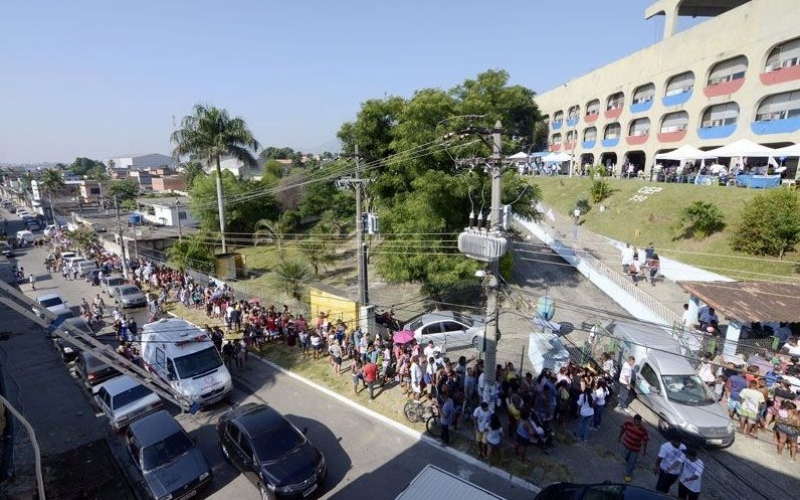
[611,321,735,447]
[16,230,34,244]
[140,318,232,408]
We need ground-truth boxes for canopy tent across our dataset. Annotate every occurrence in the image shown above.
[776,144,800,157]
[705,139,778,158]
[654,144,717,161]
[529,151,550,159]
[541,152,572,162]
[508,151,530,160]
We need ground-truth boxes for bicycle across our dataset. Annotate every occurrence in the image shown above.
[403,399,438,423]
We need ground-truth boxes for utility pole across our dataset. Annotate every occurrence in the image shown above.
[175,199,183,241]
[354,145,369,305]
[114,195,130,279]
[215,159,228,254]
[457,120,507,410]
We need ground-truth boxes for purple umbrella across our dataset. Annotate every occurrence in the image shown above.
[393,330,416,344]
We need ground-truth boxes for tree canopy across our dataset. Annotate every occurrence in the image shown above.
[336,69,542,294]
[730,189,800,259]
[68,157,106,177]
[189,170,278,234]
[106,179,140,202]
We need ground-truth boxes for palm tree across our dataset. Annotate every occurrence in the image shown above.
[272,259,311,300]
[41,168,65,223]
[167,233,215,272]
[298,237,337,276]
[171,104,261,254]
[254,211,300,261]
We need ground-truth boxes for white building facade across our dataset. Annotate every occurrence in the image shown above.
[137,197,197,227]
[534,0,800,175]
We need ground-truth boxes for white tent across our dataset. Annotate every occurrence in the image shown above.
[776,144,800,157]
[508,151,530,160]
[541,152,572,162]
[654,144,717,161]
[705,139,778,158]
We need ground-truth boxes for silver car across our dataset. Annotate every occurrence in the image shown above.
[93,375,163,431]
[102,275,127,296]
[114,284,147,308]
[403,311,485,349]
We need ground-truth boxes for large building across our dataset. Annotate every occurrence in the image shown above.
[534,0,800,175]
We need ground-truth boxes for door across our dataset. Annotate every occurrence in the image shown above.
[442,321,469,347]
[420,322,445,345]
[224,423,245,472]
[237,433,260,486]
[638,362,667,417]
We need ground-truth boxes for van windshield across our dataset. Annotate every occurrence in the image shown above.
[173,347,223,379]
[662,374,716,406]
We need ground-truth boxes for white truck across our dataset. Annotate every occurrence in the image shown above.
[140,318,233,408]
[394,465,508,500]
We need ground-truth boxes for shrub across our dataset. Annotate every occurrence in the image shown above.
[673,201,726,240]
[730,189,800,258]
[576,197,591,215]
[589,178,612,203]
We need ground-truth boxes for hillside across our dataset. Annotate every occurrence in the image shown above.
[528,176,800,282]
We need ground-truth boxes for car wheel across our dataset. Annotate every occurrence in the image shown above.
[658,417,672,435]
[259,483,276,500]
[471,335,479,347]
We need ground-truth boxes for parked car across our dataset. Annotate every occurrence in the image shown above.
[102,275,127,295]
[7,206,16,213]
[93,375,163,432]
[74,351,120,388]
[402,310,485,349]
[0,243,14,258]
[51,317,93,362]
[126,410,212,500]
[217,402,327,499]
[33,293,72,318]
[534,482,676,500]
[76,259,99,277]
[114,284,147,308]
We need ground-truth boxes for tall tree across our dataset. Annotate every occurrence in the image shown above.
[171,104,261,253]
[189,171,278,234]
[254,211,301,261]
[167,232,216,272]
[106,179,140,202]
[182,161,205,189]
[40,168,65,223]
[337,70,542,295]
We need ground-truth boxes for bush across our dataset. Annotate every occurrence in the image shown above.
[730,189,800,258]
[673,201,725,240]
[589,178,612,203]
[576,197,591,215]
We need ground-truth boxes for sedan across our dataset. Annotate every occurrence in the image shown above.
[51,317,93,362]
[75,351,120,388]
[535,483,677,500]
[114,284,147,308]
[403,310,485,349]
[126,410,211,500]
[102,275,127,296]
[33,293,72,318]
[93,375,162,431]
[217,402,326,499]
[0,243,14,258]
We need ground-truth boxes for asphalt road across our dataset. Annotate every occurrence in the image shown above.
[12,231,535,500]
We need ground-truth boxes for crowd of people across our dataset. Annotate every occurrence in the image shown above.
[620,242,661,287]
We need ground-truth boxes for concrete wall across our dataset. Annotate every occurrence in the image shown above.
[535,0,800,172]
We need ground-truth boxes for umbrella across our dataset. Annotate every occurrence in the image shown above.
[393,330,416,344]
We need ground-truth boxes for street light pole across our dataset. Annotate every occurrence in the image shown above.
[114,195,130,279]
[354,145,369,306]
[175,199,183,241]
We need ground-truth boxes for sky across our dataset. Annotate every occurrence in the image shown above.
[0,0,705,163]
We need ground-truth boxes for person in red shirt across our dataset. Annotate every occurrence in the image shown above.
[363,361,378,400]
[619,414,649,482]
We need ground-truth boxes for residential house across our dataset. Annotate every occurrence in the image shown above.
[136,197,197,227]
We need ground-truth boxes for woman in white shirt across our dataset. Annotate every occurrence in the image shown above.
[592,380,609,430]
[575,387,595,444]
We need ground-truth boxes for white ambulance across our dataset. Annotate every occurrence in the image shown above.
[140,318,232,408]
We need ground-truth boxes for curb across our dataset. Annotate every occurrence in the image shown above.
[250,353,542,494]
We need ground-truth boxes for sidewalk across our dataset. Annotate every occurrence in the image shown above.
[517,204,689,326]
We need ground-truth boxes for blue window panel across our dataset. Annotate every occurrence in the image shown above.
[662,90,692,107]
[751,117,800,135]
[602,138,620,148]
[630,101,653,113]
[697,124,736,140]
[582,140,596,149]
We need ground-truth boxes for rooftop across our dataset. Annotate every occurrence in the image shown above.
[680,281,800,323]
[135,196,190,207]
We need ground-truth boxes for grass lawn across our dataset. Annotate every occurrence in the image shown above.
[168,304,573,485]
[527,176,800,282]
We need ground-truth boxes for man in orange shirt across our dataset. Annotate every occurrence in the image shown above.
[619,414,649,482]
[363,360,378,400]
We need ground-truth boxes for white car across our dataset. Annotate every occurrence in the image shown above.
[93,375,163,431]
[402,310,486,349]
[33,293,72,319]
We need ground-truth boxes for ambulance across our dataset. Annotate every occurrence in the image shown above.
[140,318,232,408]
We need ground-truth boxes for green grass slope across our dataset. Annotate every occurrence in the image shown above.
[528,177,799,282]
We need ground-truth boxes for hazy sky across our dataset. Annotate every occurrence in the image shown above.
[0,1,701,163]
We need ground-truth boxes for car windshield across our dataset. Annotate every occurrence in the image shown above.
[113,385,154,410]
[662,374,716,406]
[251,421,304,463]
[108,278,125,286]
[141,430,194,470]
[173,347,223,379]
[122,287,140,296]
[40,297,63,308]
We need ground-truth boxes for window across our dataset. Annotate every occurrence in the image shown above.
[585,99,600,115]
[660,112,689,133]
[632,83,655,104]
[606,92,624,110]
[665,71,695,96]
[566,130,578,143]
[583,127,597,142]
[701,102,740,127]
[154,348,166,370]
[421,324,443,336]
[707,56,748,85]
[567,105,580,120]
[442,321,465,333]
[227,423,240,443]
[239,435,253,458]
[639,363,660,391]
[755,90,800,121]
[178,211,187,220]
[628,118,651,136]
[89,188,100,194]
[551,133,562,144]
[603,123,621,139]
[765,37,800,72]
[553,110,564,122]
